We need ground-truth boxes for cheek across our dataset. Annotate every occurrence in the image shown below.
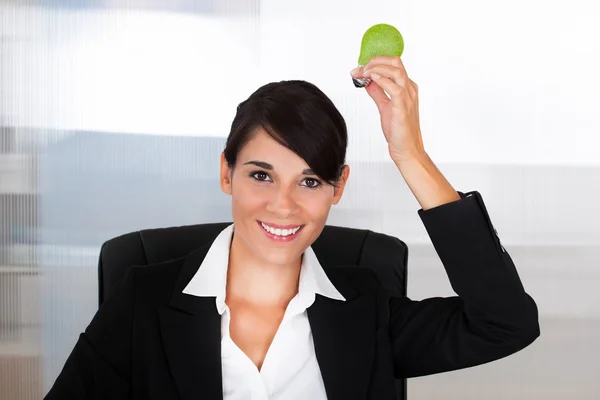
[299,191,334,221]
[231,181,267,213]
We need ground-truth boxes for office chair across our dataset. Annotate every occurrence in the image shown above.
[97,222,409,399]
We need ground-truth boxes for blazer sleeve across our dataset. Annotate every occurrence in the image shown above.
[44,266,136,399]
[390,190,540,378]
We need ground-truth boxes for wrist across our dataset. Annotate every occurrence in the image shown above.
[392,150,429,169]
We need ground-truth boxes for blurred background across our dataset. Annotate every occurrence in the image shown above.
[1,0,599,398]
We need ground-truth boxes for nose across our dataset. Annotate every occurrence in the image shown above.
[265,185,299,219]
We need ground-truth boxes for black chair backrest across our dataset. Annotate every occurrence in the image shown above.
[97,222,408,399]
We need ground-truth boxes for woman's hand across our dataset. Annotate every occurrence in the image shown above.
[350,56,425,164]
[351,57,461,210]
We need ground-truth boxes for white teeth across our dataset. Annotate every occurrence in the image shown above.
[260,222,301,237]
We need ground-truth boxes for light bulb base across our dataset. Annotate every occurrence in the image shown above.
[352,77,371,88]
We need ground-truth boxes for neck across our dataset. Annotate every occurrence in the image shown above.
[226,232,302,307]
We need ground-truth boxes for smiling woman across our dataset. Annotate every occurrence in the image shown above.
[45,76,540,400]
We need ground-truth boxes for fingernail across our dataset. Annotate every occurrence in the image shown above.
[350,67,359,75]
[371,73,381,80]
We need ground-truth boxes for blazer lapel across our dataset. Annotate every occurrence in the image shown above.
[308,268,377,400]
[158,244,223,400]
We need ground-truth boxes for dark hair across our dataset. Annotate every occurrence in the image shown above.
[223,80,348,186]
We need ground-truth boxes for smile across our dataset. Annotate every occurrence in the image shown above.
[257,221,304,242]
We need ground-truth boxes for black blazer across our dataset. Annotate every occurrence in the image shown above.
[45,191,540,400]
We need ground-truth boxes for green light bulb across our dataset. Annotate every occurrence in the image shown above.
[353,23,405,88]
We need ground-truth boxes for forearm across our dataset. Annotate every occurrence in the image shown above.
[394,152,461,211]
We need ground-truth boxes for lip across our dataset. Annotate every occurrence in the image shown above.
[259,221,304,229]
[257,221,304,242]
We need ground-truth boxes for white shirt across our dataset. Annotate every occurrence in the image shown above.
[182,224,346,400]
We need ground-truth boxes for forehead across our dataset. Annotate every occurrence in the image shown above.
[238,129,309,168]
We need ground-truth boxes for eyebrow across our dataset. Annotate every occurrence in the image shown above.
[243,160,315,175]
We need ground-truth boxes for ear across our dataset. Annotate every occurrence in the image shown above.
[332,165,350,205]
[220,152,233,195]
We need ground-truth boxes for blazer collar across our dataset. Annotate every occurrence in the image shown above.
[159,237,375,400]
[181,223,347,311]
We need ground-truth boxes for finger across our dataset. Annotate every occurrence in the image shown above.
[408,79,419,101]
[366,67,419,103]
[365,80,390,111]
[350,65,368,78]
[369,73,405,108]
[363,64,410,91]
[365,56,408,79]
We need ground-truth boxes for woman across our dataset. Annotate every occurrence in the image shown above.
[46,56,539,399]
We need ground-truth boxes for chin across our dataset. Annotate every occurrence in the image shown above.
[259,249,301,267]
[251,219,314,265]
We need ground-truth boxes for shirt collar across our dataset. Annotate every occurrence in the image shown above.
[182,224,346,313]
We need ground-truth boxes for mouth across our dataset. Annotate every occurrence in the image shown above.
[257,221,305,242]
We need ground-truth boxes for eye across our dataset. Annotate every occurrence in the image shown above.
[300,178,322,189]
[250,171,272,182]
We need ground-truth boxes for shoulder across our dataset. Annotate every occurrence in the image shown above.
[128,242,211,307]
[321,227,407,299]
[133,255,186,280]
[119,256,187,307]
[325,265,390,298]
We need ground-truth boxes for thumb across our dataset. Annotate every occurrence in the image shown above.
[365,80,390,111]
